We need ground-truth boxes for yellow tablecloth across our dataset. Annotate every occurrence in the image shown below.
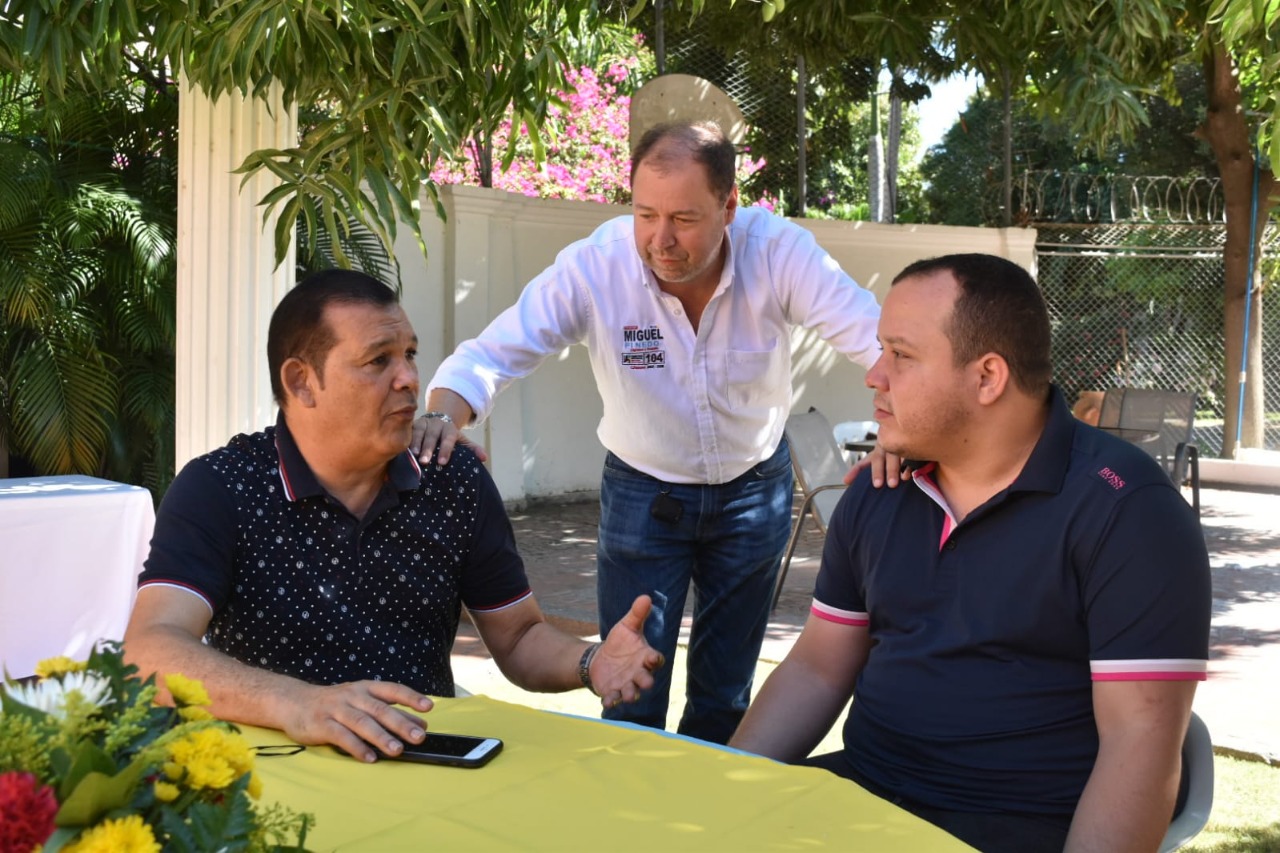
[247,695,973,851]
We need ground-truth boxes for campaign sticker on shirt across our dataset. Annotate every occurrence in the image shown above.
[620,324,667,370]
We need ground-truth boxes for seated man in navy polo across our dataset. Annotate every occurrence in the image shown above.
[125,269,663,763]
[730,254,1210,853]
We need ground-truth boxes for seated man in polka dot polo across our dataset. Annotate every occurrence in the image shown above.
[125,269,664,763]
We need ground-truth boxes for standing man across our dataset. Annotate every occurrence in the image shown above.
[423,121,881,744]
[125,270,663,763]
[730,254,1210,852]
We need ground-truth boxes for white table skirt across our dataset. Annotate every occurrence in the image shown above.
[0,475,155,678]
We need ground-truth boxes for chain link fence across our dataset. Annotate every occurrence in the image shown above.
[1035,220,1280,455]
[642,13,916,220]
[656,17,807,212]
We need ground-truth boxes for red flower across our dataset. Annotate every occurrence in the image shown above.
[0,771,58,853]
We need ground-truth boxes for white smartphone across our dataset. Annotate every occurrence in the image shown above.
[392,733,503,768]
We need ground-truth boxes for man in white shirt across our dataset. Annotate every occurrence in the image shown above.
[422,121,881,743]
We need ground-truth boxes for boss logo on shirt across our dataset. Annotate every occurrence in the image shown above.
[620,324,667,369]
[1097,466,1126,490]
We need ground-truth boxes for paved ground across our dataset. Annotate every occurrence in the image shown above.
[452,485,1280,764]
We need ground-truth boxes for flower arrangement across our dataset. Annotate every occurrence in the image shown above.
[0,643,312,852]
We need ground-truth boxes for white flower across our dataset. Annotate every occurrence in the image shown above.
[6,671,113,719]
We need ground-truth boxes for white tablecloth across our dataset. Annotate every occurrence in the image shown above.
[0,475,155,678]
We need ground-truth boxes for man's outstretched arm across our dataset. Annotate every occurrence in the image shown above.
[470,595,664,708]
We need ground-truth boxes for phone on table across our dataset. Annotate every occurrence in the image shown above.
[392,733,503,768]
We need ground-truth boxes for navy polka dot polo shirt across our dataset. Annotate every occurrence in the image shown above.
[139,415,531,696]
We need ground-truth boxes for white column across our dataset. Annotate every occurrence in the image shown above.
[439,187,529,501]
[175,78,297,468]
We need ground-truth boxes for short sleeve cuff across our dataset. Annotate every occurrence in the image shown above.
[811,600,869,627]
[1091,659,1207,681]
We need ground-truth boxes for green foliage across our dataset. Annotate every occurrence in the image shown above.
[922,64,1216,227]
[294,214,402,289]
[641,8,929,218]
[1212,0,1280,167]
[0,0,634,265]
[0,74,175,494]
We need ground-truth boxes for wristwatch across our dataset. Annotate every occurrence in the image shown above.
[577,643,601,696]
[423,411,453,425]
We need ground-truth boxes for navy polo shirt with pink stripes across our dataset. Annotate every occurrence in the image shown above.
[139,416,531,697]
[812,386,1210,817]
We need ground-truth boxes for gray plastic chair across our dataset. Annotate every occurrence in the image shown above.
[1098,387,1201,515]
[1160,711,1215,851]
[771,409,850,612]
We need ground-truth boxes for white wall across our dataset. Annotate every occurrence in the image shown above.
[175,81,296,467]
[396,185,1038,503]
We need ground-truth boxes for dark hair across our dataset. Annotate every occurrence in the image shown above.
[630,121,736,201]
[267,269,398,405]
[892,253,1053,397]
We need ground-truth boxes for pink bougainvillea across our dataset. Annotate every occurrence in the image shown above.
[432,58,771,208]
[431,59,638,204]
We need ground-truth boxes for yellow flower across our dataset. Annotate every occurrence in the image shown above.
[247,770,263,799]
[166,727,255,790]
[177,705,214,722]
[164,673,211,707]
[154,780,181,802]
[34,655,88,678]
[63,814,160,853]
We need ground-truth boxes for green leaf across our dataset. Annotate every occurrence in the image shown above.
[55,758,148,827]
[56,741,117,802]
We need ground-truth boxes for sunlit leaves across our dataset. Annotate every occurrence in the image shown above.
[0,0,631,264]
[9,335,119,473]
[0,78,175,487]
[1212,0,1280,167]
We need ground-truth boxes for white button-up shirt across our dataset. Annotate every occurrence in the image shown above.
[428,207,881,484]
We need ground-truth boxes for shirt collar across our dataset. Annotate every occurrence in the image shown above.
[1006,385,1075,496]
[716,225,738,293]
[273,412,423,503]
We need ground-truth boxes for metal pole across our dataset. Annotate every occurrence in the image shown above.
[869,89,885,222]
[1002,66,1013,227]
[796,54,807,216]
[655,0,666,76]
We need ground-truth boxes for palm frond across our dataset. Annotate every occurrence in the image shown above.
[0,142,51,228]
[118,355,173,428]
[9,335,118,473]
[297,213,402,289]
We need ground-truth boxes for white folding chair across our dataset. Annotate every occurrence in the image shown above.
[770,408,850,612]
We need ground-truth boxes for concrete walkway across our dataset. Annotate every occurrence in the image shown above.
[452,485,1280,764]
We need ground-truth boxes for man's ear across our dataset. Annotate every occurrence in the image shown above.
[281,358,317,408]
[974,352,1011,406]
[723,185,739,224]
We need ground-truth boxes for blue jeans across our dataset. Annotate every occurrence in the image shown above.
[596,439,793,744]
